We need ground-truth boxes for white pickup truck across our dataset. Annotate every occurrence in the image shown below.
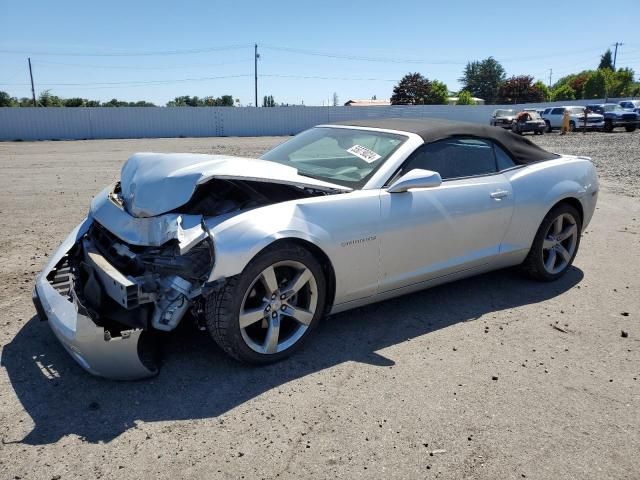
[541,106,604,132]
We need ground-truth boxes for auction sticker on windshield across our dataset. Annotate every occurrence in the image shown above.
[347,145,381,163]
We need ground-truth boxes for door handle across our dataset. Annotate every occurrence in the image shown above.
[490,190,509,199]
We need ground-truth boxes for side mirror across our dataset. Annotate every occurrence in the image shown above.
[387,169,442,193]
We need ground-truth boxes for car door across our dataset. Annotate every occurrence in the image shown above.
[377,138,515,293]
[549,107,565,128]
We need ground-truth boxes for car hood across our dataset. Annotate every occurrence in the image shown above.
[120,152,351,218]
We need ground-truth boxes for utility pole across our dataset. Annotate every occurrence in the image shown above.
[612,42,623,70]
[28,57,36,107]
[254,44,259,107]
[548,68,552,88]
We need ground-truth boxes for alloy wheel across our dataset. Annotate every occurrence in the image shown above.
[541,213,578,275]
[239,260,318,354]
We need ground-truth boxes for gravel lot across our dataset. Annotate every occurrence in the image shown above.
[0,131,639,480]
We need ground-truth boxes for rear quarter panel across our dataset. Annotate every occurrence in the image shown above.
[501,156,598,255]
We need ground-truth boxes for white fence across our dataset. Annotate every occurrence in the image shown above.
[0,98,631,141]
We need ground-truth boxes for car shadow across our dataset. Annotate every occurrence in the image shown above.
[1,266,583,445]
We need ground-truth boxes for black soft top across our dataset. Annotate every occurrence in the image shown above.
[332,117,559,165]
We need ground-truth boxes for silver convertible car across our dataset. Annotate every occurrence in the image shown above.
[33,118,598,379]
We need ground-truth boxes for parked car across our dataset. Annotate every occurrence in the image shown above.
[618,100,640,113]
[541,106,605,132]
[490,109,516,128]
[33,118,599,379]
[512,111,546,135]
[587,103,640,132]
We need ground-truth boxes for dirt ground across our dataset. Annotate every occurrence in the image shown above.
[0,133,638,480]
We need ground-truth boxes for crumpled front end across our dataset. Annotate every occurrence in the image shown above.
[33,217,159,380]
[33,187,214,380]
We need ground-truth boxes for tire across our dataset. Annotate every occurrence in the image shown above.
[520,203,582,282]
[569,121,576,132]
[205,242,326,364]
[545,120,552,133]
[604,120,614,132]
[625,125,636,132]
[539,129,545,135]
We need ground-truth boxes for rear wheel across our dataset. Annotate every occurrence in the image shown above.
[205,242,326,364]
[625,125,637,132]
[545,120,552,133]
[569,121,576,132]
[521,203,581,282]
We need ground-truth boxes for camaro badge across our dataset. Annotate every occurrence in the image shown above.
[341,236,377,247]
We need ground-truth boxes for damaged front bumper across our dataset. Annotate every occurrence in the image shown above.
[33,217,159,380]
[33,184,214,380]
[33,219,158,379]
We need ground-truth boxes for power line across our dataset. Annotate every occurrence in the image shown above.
[262,74,397,82]
[0,73,253,87]
[0,44,252,57]
[261,44,610,65]
[33,59,253,70]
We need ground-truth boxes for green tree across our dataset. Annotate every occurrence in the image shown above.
[598,49,614,70]
[583,69,608,99]
[425,80,448,104]
[38,90,63,107]
[0,91,17,107]
[63,97,86,107]
[391,73,448,105]
[497,75,545,104]
[458,57,506,104]
[551,83,576,101]
[609,68,635,97]
[455,90,476,105]
[534,80,551,101]
[553,71,593,100]
[262,95,276,107]
[217,95,234,106]
[103,98,129,107]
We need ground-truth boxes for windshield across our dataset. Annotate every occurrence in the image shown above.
[603,104,622,112]
[495,109,514,116]
[260,127,406,188]
[568,107,585,114]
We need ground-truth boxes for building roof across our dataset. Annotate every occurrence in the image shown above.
[343,99,391,106]
[331,117,559,165]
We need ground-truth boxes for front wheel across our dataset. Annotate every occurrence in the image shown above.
[521,203,582,282]
[545,120,552,133]
[205,242,326,364]
[604,120,614,132]
[625,125,637,132]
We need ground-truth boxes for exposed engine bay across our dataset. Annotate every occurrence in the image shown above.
[175,178,327,217]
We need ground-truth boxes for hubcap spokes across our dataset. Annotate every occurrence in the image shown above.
[240,261,318,354]
[542,213,578,274]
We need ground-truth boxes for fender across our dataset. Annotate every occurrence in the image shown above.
[205,190,382,305]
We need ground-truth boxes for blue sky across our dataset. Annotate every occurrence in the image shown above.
[2,0,639,106]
